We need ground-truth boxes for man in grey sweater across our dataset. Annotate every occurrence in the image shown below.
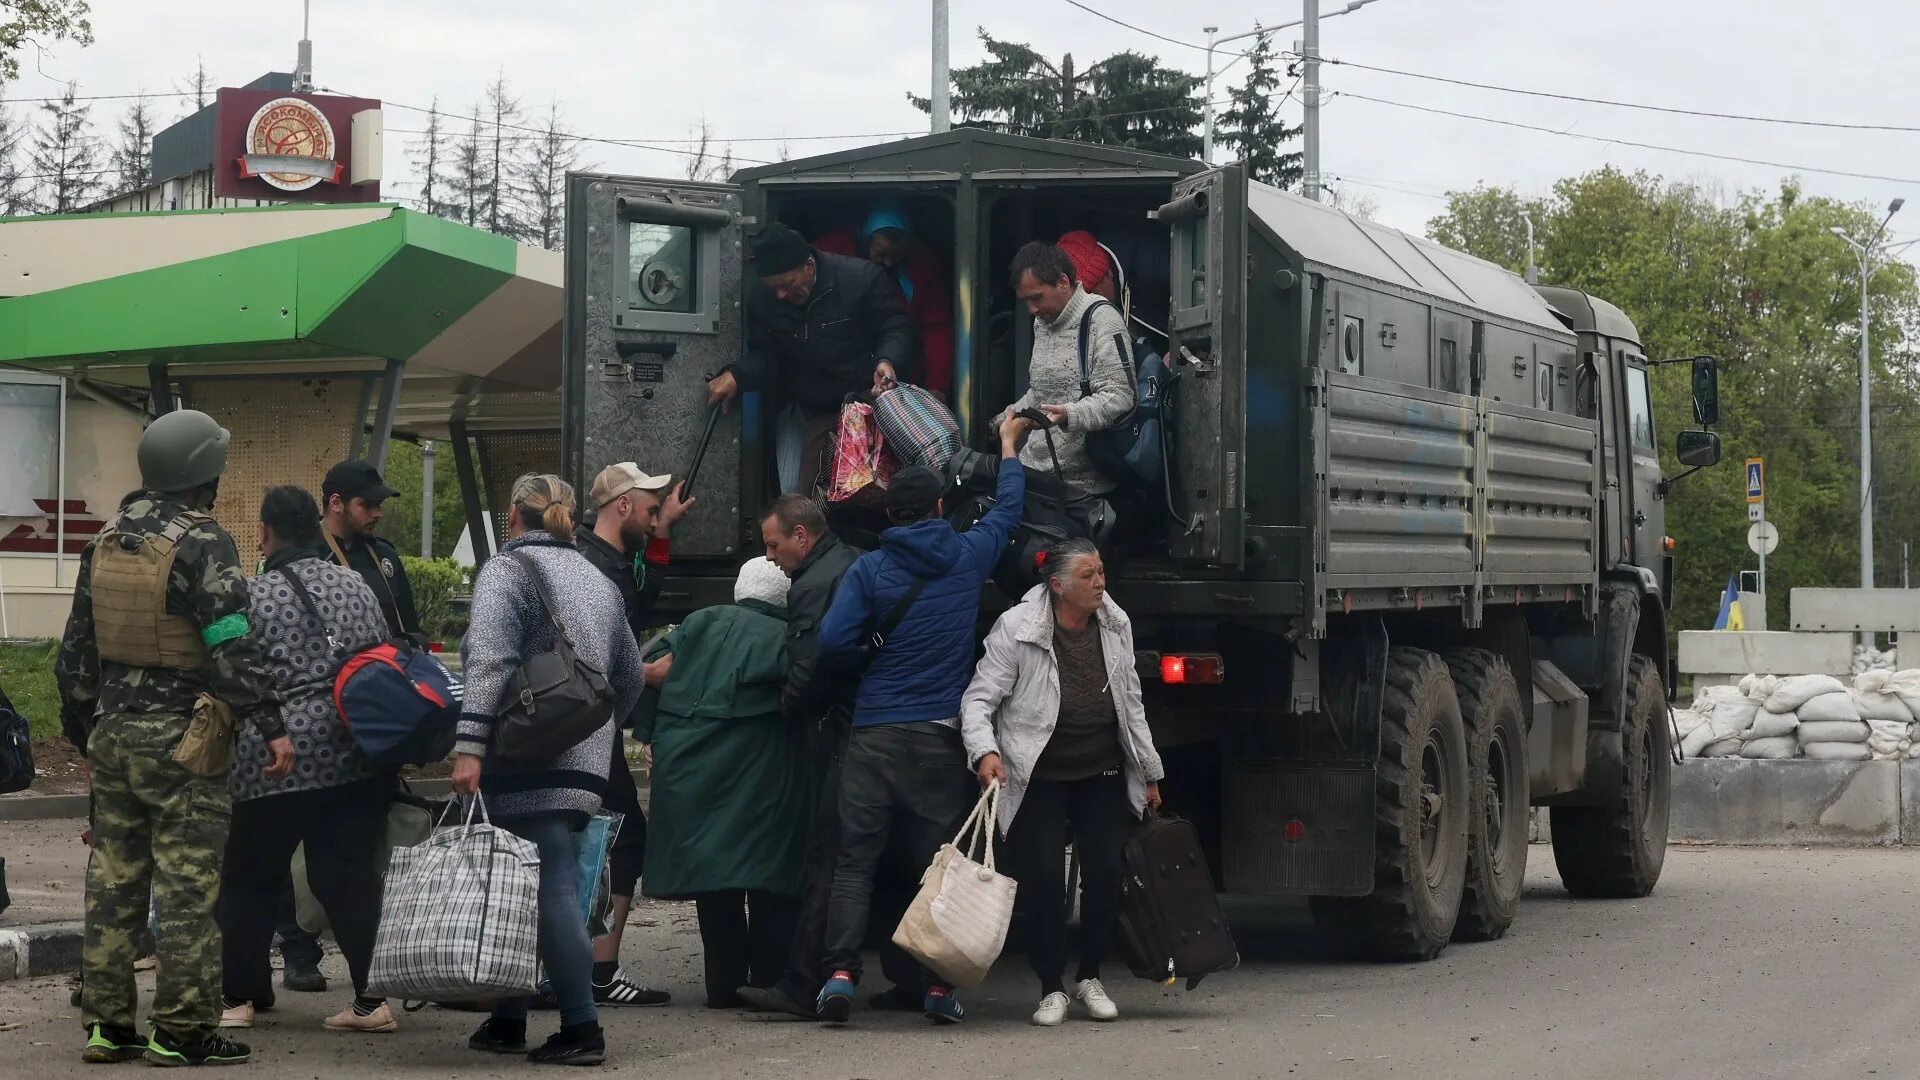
[997,240,1137,496]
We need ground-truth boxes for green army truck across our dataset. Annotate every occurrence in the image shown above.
[561,129,1723,959]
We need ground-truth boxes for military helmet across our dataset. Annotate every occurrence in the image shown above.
[138,409,231,492]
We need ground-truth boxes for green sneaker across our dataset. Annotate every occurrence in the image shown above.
[79,1023,146,1064]
[142,1030,252,1068]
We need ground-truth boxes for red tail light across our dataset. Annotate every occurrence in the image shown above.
[1157,653,1225,685]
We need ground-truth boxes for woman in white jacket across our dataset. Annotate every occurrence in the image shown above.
[961,538,1165,1027]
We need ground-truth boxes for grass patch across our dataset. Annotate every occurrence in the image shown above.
[0,639,64,739]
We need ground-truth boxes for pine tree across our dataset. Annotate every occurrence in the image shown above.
[408,97,452,219]
[519,100,584,251]
[111,95,155,194]
[0,92,27,216]
[482,74,524,238]
[1216,29,1302,189]
[30,82,101,213]
[449,104,492,229]
[174,57,215,119]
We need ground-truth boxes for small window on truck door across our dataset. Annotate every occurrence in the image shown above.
[1626,365,1654,450]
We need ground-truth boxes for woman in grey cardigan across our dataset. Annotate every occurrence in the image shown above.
[961,538,1164,1028]
[452,474,644,1067]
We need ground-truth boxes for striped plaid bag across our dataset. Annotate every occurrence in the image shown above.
[366,796,541,1002]
[872,382,963,472]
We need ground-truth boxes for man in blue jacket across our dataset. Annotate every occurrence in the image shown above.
[813,411,1030,1025]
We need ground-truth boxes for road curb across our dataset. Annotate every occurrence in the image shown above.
[0,921,84,981]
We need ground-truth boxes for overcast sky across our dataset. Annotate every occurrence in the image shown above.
[11,0,1920,246]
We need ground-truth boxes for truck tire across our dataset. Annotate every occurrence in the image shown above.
[1310,647,1470,960]
[1550,655,1670,898]
[1442,649,1529,942]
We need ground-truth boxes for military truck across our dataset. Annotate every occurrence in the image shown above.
[561,129,1722,959]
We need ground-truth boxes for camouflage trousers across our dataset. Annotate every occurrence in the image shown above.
[82,712,232,1041]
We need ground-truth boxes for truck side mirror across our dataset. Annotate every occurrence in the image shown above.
[1691,356,1720,426]
[1675,429,1721,468]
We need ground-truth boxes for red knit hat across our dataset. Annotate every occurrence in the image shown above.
[1056,230,1110,290]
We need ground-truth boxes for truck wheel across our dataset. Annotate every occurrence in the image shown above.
[1550,655,1670,898]
[1442,649,1530,942]
[1311,647,1471,961]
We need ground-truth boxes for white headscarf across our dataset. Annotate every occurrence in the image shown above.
[734,556,791,608]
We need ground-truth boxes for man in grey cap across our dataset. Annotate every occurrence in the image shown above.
[568,462,692,1008]
[707,222,915,493]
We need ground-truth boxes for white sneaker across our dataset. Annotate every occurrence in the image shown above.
[1031,991,1071,1026]
[218,1001,255,1029]
[1075,978,1119,1021]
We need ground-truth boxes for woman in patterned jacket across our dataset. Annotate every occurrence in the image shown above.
[216,485,398,1034]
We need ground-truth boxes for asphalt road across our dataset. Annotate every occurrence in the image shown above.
[0,845,1914,1079]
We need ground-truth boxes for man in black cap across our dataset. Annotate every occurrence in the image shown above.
[320,460,419,642]
[706,222,914,493]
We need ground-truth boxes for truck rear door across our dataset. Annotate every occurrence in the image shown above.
[562,174,751,575]
[1160,163,1248,568]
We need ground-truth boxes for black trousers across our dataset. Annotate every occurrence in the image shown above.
[822,723,975,984]
[1002,770,1132,995]
[275,881,323,967]
[602,743,647,901]
[693,890,800,1005]
[219,777,390,1002]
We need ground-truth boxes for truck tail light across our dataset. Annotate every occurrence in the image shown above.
[1159,653,1225,685]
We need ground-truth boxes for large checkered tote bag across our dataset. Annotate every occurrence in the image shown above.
[872,382,963,472]
[366,796,541,1001]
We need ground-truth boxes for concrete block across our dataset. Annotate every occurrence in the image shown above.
[1737,591,1768,631]
[1903,761,1920,846]
[1676,630,1854,676]
[1792,588,1920,633]
[1670,759,1901,845]
[0,922,84,981]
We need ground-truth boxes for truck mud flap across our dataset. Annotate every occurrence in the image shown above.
[1222,762,1375,896]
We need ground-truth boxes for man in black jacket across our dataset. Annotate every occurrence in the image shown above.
[706,223,914,494]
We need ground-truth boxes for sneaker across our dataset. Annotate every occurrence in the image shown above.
[737,983,818,1021]
[815,971,855,1023]
[143,1030,252,1067]
[592,970,670,1007]
[1075,977,1119,1021]
[217,1001,254,1030]
[324,1002,397,1033]
[468,1018,528,1054]
[1030,992,1071,1027]
[281,961,327,994]
[527,1024,605,1066]
[923,986,966,1025]
[531,981,560,1011]
[80,1023,146,1064]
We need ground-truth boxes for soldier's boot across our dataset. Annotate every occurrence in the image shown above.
[79,1023,146,1064]
[143,1030,251,1068]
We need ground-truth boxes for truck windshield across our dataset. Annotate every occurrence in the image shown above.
[1626,366,1654,450]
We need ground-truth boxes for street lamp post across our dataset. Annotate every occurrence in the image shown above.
[1831,199,1911,642]
[1200,0,1383,176]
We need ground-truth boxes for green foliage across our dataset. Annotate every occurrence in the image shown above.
[1426,169,1920,633]
[908,30,1203,159]
[401,555,470,645]
[1216,30,1301,190]
[0,639,63,740]
[0,1,93,85]
[376,439,469,561]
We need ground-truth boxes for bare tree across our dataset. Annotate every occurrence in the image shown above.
[482,73,524,238]
[682,119,734,183]
[519,100,585,250]
[449,104,491,228]
[111,94,155,194]
[30,82,100,213]
[173,56,215,119]
[408,97,452,219]
[1324,183,1380,221]
[0,92,27,216]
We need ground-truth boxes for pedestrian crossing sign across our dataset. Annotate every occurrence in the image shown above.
[1745,458,1764,503]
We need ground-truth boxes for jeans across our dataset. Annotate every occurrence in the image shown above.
[491,813,597,1029]
[220,778,390,1002]
[1002,770,1132,995]
[693,890,800,1005]
[822,723,975,984]
[775,406,838,494]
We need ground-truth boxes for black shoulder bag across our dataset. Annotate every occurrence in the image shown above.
[858,577,931,666]
[492,550,615,764]
[1076,298,1140,486]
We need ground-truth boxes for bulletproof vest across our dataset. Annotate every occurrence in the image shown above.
[91,510,213,669]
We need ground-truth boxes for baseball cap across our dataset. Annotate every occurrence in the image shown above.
[885,466,945,520]
[322,460,398,504]
[591,462,673,507]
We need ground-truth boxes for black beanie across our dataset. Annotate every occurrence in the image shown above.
[749,224,812,277]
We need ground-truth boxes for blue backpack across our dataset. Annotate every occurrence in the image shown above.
[1076,299,1172,491]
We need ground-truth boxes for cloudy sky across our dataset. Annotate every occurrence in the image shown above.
[11,0,1920,244]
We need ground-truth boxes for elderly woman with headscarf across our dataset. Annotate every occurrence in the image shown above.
[814,204,956,400]
[633,558,813,1009]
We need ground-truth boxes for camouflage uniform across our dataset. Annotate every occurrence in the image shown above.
[56,492,284,1044]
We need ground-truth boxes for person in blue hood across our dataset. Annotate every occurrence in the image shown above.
[810,410,1031,1025]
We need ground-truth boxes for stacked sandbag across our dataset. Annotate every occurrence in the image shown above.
[1853,646,1899,676]
[1853,670,1915,760]
[1681,684,1757,758]
[1729,673,1797,758]
[1790,682,1870,760]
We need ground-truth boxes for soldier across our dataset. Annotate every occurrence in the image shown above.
[320,459,420,642]
[57,409,294,1067]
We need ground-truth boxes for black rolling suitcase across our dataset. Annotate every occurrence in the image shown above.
[1115,810,1238,989]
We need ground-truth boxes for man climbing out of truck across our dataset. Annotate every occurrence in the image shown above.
[708,223,915,494]
[810,412,1032,1026]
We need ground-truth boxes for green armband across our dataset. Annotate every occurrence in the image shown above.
[201,612,251,648]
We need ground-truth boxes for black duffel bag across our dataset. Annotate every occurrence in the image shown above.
[945,430,1113,596]
[491,550,614,764]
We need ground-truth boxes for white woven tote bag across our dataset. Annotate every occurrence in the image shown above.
[891,783,1018,988]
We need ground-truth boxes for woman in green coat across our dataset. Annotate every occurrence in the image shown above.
[634,557,813,1008]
